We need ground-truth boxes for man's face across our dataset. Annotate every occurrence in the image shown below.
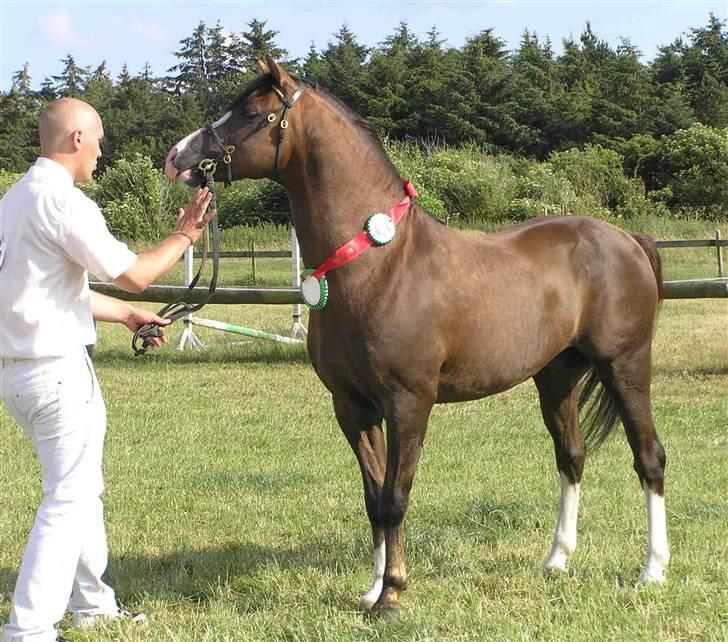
[77,115,103,183]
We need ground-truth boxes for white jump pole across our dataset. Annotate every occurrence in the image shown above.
[175,244,204,351]
[289,226,308,341]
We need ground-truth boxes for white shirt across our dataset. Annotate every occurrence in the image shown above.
[0,158,137,358]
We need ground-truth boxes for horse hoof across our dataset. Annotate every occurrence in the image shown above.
[639,567,667,585]
[542,554,568,574]
[367,604,401,622]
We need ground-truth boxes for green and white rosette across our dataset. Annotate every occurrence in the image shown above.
[365,212,396,247]
[301,269,328,310]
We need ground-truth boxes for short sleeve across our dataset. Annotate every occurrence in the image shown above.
[53,189,137,281]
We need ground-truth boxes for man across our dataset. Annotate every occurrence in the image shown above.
[0,97,215,642]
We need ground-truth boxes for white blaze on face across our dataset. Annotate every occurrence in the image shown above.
[174,127,204,155]
[359,541,385,610]
[212,110,233,129]
[543,471,581,573]
[640,483,670,584]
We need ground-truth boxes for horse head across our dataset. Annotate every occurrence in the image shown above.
[164,57,305,187]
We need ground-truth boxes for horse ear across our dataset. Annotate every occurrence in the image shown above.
[256,59,269,75]
[265,56,294,92]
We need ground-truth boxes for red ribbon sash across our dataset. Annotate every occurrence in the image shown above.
[310,181,418,281]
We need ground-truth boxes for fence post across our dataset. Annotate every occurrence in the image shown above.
[717,229,724,278]
[289,226,307,340]
[175,244,204,351]
[251,241,256,282]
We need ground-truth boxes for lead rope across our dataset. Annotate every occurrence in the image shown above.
[131,169,220,356]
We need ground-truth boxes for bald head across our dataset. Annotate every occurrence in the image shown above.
[39,98,104,183]
[40,98,101,154]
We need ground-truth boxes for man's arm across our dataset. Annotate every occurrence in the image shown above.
[113,187,215,293]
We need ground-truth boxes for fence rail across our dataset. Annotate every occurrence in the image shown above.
[93,232,726,306]
[90,278,728,303]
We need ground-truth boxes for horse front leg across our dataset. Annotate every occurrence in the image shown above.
[332,394,387,610]
[372,394,433,620]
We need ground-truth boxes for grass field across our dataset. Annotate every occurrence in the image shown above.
[1,222,726,641]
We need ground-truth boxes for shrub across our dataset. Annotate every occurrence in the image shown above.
[426,146,518,225]
[383,138,449,219]
[93,154,191,241]
[655,124,728,218]
[215,179,291,228]
[0,170,23,197]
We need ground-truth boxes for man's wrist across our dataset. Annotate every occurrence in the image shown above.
[172,230,194,246]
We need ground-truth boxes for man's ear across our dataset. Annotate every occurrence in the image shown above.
[72,130,83,151]
[265,56,294,93]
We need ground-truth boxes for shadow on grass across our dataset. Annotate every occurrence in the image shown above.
[105,537,360,609]
[654,362,728,377]
[91,344,311,368]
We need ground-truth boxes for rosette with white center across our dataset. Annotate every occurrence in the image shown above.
[364,212,396,246]
[301,269,329,310]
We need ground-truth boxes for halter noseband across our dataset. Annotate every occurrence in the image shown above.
[197,81,306,185]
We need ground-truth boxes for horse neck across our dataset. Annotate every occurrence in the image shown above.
[280,97,407,268]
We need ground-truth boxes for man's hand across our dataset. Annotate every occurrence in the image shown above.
[174,187,217,245]
[124,307,171,350]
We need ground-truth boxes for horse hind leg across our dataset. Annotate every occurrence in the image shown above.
[534,349,590,574]
[332,393,387,610]
[593,344,669,584]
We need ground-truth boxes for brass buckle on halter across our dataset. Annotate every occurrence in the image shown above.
[267,113,277,123]
[223,145,235,165]
[198,158,217,173]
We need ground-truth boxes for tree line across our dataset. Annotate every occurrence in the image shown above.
[1,15,727,219]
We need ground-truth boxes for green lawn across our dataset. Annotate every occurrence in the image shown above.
[1,223,726,641]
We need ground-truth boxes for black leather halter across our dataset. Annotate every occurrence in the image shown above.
[131,81,306,356]
[197,81,306,182]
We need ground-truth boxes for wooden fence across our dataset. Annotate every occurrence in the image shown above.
[90,232,727,303]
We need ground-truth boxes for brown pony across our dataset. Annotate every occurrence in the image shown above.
[165,58,669,618]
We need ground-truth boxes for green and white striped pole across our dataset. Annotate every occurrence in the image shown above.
[190,317,303,344]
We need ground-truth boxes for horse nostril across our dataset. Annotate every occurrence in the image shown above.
[166,147,178,164]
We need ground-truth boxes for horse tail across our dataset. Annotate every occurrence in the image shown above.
[631,233,664,302]
[578,370,621,451]
[578,233,663,451]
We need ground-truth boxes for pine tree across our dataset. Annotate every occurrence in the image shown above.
[506,31,560,156]
[1,64,41,171]
[52,54,90,96]
[365,22,419,135]
[316,24,369,113]
[85,61,115,114]
[168,21,209,97]
[11,63,33,97]
[237,19,290,74]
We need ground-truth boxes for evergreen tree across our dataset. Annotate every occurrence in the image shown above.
[0,64,40,171]
[168,21,209,98]
[85,61,115,114]
[11,63,33,97]
[651,15,728,127]
[365,22,419,135]
[118,63,132,86]
[455,29,520,149]
[315,24,369,114]
[506,31,560,156]
[51,54,90,96]
[238,19,290,73]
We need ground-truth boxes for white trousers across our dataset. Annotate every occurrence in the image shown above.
[1,350,118,642]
